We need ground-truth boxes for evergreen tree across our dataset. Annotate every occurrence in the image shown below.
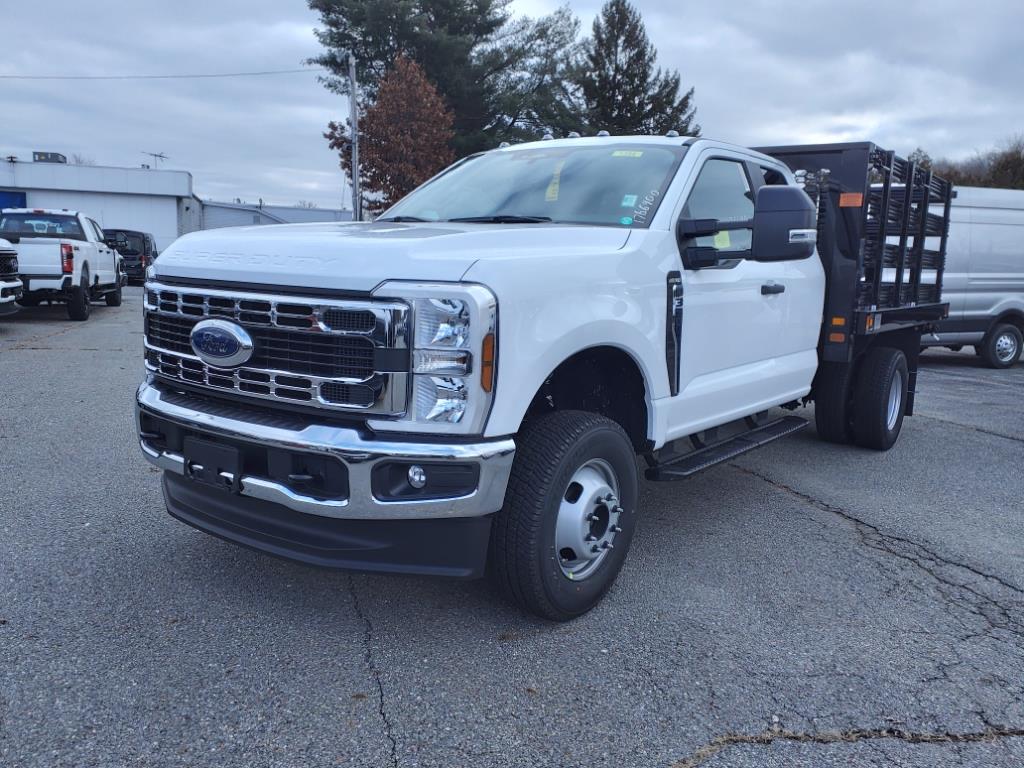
[576,0,699,136]
[308,0,580,154]
[326,56,454,213]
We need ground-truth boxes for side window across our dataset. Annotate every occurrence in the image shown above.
[760,166,788,186]
[89,219,104,242]
[681,159,754,253]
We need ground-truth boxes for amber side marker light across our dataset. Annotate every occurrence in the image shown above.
[839,192,864,208]
[480,333,496,392]
[828,332,846,344]
[831,316,846,327]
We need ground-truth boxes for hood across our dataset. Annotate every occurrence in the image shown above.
[152,221,632,293]
[0,238,15,255]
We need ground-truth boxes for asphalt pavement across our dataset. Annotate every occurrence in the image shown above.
[2,287,1022,767]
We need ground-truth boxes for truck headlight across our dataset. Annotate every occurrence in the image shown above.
[370,282,497,435]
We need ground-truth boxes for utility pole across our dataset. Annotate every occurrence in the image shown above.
[348,53,361,221]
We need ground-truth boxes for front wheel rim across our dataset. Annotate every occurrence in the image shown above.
[555,458,622,581]
[995,333,1019,363]
[886,371,903,431]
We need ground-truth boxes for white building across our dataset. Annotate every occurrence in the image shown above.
[0,157,352,251]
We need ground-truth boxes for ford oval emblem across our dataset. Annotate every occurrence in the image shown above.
[190,319,254,368]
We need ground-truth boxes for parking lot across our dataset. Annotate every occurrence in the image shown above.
[1,286,1022,767]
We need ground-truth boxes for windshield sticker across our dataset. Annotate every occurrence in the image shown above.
[631,189,660,225]
[620,216,634,226]
[545,160,566,202]
[621,194,638,208]
[714,230,731,248]
[612,150,644,158]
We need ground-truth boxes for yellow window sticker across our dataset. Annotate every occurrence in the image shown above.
[612,150,644,158]
[545,160,566,201]
[713,230,731,248]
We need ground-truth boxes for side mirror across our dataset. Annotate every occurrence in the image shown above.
[676,219,724,269]
[678,218,721,239]
[750,186,817,262]
[681,246,722,270]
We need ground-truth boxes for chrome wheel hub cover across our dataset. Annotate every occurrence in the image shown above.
[555,458,623,581]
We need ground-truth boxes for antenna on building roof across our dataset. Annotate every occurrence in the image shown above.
[141,151,168,168]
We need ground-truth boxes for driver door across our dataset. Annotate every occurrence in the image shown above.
[666,152,794,439]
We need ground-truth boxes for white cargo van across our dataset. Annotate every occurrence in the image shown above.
[925,187,1024,368]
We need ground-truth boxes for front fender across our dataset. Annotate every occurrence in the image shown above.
[465,249,671,440]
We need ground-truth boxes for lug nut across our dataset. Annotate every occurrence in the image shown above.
[609,525,622,533]
[602,541,614,550]
[587,513,599,522]
[585,534,597,542]
[591,545,600,553]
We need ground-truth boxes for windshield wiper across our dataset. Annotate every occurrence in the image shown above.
[376,215,431,222]
[447,215,552,224]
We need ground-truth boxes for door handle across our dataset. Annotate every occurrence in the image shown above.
[761,283,786,295]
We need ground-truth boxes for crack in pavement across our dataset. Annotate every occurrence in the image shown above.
[733,465,1024,642]
[913,413,1024,445]
[346,575,399,768]
[670,725,1024,768]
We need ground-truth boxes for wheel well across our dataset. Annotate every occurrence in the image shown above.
[522,346,650,453]
[992,312,1024,335]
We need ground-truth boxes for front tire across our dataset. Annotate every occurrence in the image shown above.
[105,283,123,307]
[852,347,908,451]
[979,324,1022,369]
[489,410,639,621]
[67,272,91,321]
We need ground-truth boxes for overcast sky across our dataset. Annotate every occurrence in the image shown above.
[3,1,1020,208]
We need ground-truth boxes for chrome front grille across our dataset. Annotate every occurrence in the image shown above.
[0,254,17,278]
[143,282,409,414]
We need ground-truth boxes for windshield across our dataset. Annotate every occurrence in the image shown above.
[383,143,687,228]
[0,212,85,241]
[108,231,145,255]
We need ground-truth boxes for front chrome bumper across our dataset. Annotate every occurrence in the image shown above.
[0,278,22,313]
[136,378,515,521]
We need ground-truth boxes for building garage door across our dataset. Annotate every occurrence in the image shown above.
[0,191,28,209]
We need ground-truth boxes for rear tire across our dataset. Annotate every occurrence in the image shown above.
[851,347,908,451]
[488,410,639,621]
[105,283,123,307]
[979,324,1022,369]
[67,272,91,321]
[814,362,855,444]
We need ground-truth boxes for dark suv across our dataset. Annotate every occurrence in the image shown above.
[104,229,158,283]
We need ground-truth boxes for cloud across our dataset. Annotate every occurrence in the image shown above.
[2,0,1020,208]
[531,0,1024,160]
[2,1,348,207]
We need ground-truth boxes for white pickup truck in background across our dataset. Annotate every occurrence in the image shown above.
[0,208,123,320]
[135,136,952,620]
[0,237,23,317]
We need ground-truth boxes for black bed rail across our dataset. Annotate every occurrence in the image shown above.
[754,141,953,362]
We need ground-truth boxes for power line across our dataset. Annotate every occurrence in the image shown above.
[0,68,327,81]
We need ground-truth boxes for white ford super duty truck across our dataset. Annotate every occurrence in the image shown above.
[0,208,123,320]
[136,137,952,620]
